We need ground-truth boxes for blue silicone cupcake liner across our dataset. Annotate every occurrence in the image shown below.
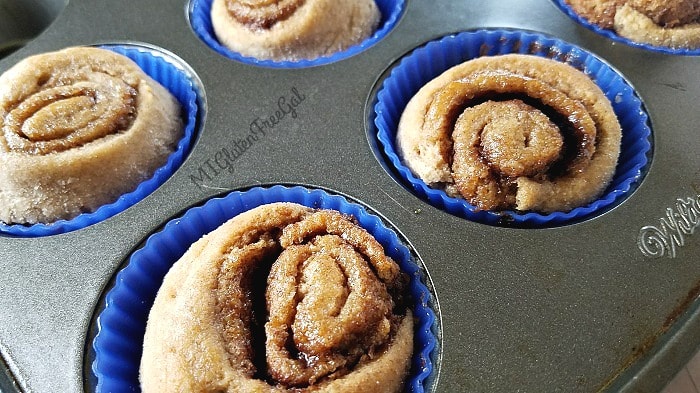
[552,0,700,56]
[92,185,438,393]
[189,0,404,68]
[0,44,200,237]
[374,29,652,227]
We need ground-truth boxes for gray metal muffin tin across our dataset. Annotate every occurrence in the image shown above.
[1,0,699,392]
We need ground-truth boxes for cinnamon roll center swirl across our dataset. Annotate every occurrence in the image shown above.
[476,100,564,178]
[628,0,700,27]
[210,208,407,389]
[2,73,137,155]
[420,69,606,211]
[428,71,597,176]
[225,0,306,29]
[396,53,623,214]
[422,71,600,211]
[266,234,394,387]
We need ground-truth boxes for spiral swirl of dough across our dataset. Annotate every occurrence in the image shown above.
[211,0,380,61]
[2,68,137,155]
[396,54,622,213]
[0,47,183,224]
[614,2,700,49]
[140,203,414,393]
[564,0,700,49]
[225,0,305,29]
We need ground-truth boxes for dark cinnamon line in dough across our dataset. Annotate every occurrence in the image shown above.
[2,74,140,155]
[442,91,592,181]
[226,0,306,30]
[566,0,700,29]
[213,210,407,389]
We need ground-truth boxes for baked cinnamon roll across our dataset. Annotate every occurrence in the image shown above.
[210,0,381,61]
[0,47,183,224]
[565,0,700,49]
[140,202,414,393]
[396,54,622,213]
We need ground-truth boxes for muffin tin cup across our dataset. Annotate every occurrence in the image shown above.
[551,0,700,56]
[91,185,438,393]
[0,43,201,237]
[374,29,652,227]
[188,0,405,68]
[0,0,68,59]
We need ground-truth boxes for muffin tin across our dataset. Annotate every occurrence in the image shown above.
[0,0,699,392]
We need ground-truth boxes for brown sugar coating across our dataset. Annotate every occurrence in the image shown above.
[564,0,700,48]
[452,99,567,210]
[477,101,564,178]
[226,0,304,29]
[2,77,137,155]
[0,47,182,224]
[396,54,622,213]
[628,0,700,27]
[565,0,626,28]
[211,0,381,61]
[140,203,414,393]
[267,211,402,386]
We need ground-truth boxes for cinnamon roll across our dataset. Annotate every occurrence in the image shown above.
[396,54,622,213]
[0,47,183,224]
[210,0,381,61]
[140,202,414,393]
[565,0,700,49]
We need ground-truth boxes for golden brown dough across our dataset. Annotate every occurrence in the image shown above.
[615,3,700,48]
[211,0,381,61]
[0,47,183,224]
[396,54,621,213]
[566,0,626,29]
[565,0,700,48]
[628,0,700,27]
[140,202,414,393]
